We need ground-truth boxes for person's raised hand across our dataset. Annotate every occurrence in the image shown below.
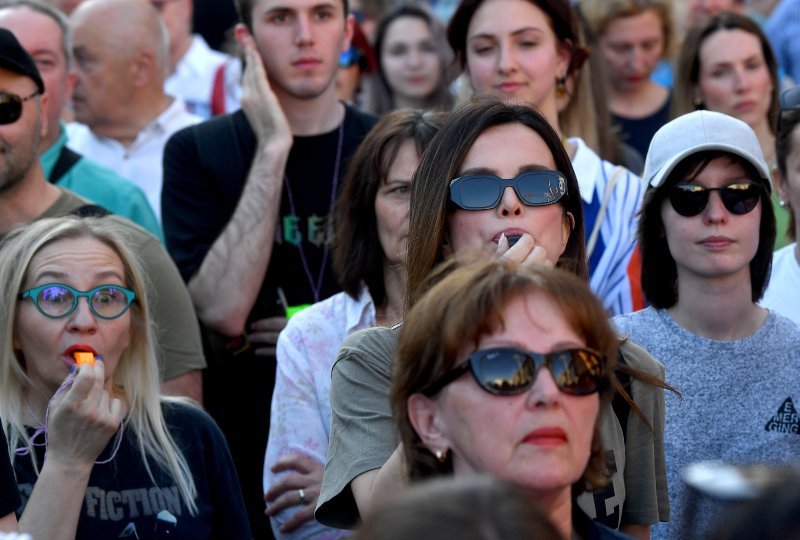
[44,360,124,471]
[264,453,324,533]
[495,233,554,267]
[239,33,292,152]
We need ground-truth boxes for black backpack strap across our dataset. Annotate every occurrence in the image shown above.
[48,145,83,184]
[612,350,633,443]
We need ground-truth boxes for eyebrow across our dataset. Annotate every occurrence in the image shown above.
[458,164,552,177]
[469,26,545,40]
[33,269,125,284]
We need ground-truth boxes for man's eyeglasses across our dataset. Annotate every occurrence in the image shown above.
[669,182,763,217]
[449,170,567,211]
[0,90,39,125]
[422,347,606,397]
[20,283,137,320]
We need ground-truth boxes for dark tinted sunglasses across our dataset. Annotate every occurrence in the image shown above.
[0,90,39,125]
[449,170,567,211]
[423,347,605,397]
[669,182,763,217]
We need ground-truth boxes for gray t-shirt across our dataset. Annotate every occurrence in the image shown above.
[614,307,800,540]
[316,326,669,530]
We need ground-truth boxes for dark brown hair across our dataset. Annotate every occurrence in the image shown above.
[332,109,447,305]
[391,257,617,489]
[672,11,780,134]
[638,151,776,307]
[405,96,587,308]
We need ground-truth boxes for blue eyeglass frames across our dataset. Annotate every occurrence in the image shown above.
[20,283,136,320]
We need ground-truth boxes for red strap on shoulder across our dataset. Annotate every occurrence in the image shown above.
[211,62,227,117]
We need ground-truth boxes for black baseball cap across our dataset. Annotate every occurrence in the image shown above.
[0,28,44,94]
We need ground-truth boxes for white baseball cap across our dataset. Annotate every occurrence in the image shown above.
[643,110,771,192]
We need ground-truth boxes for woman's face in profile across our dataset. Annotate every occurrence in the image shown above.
[446,122,571,264]
[427,291,599,493]
[14,236,131,394]
[696,29,772,131]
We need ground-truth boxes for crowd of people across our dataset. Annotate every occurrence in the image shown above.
[0,0,798,539]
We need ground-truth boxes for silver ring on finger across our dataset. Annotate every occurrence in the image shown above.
[298,488,307,504]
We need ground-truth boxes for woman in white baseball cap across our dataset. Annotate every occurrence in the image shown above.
[614,109,800,540]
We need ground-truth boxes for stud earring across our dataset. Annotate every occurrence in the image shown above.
[434,449,448,463]
[693,96,703,108]
[779,199,788,209]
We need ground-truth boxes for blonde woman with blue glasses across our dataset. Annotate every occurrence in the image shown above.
[0,216,250,540]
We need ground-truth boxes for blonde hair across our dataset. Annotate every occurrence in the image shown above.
[0,216,198,514]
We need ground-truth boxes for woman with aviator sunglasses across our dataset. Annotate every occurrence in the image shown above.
[0,216,250,540]
[392,257,625,540]
[316,97,669,537]
[614,110,800,540]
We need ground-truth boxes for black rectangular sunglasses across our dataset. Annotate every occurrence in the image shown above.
[422,347,605,397]
[449,170,567,210]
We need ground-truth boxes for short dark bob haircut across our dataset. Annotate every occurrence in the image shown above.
[392,257,617,489]
[332,108,447,306]
[638,150,776,308]
[405,95,587,307]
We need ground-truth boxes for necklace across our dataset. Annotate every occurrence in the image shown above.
[282,121,344,304]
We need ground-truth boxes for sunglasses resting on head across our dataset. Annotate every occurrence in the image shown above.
[450,170,567,211]
[422,347,606,397]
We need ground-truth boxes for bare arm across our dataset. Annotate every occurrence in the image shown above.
[0,512,17,532]
[350,444,406,519]
[187,36,292,337]
[160,369,203,404]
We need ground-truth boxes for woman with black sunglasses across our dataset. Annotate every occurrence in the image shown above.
[614,110,800,540]
[761,86,800,326]
[391,257,623,540]
[316,97,668,538]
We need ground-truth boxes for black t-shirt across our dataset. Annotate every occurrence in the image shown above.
[162,104,377,322]
[0,422,19,518]
[15,403,251,540]
[611,94,671,160]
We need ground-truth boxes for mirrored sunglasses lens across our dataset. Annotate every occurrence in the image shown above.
[474,350,534,395]
[670,187,709,217]
[37,286,75,317]
[456,176,501,209]
[0,94,22,125]
[518,173,561,205]
[91,287,130,318]
[551,350,602,395]
[721,184,761,215]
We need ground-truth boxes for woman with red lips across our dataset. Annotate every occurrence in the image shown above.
[671,12,790,247]
[0,216,250,540]
[391,258,626,540]
[317,98,669,539]
[614,110,800,539]
[445,0,646,317]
